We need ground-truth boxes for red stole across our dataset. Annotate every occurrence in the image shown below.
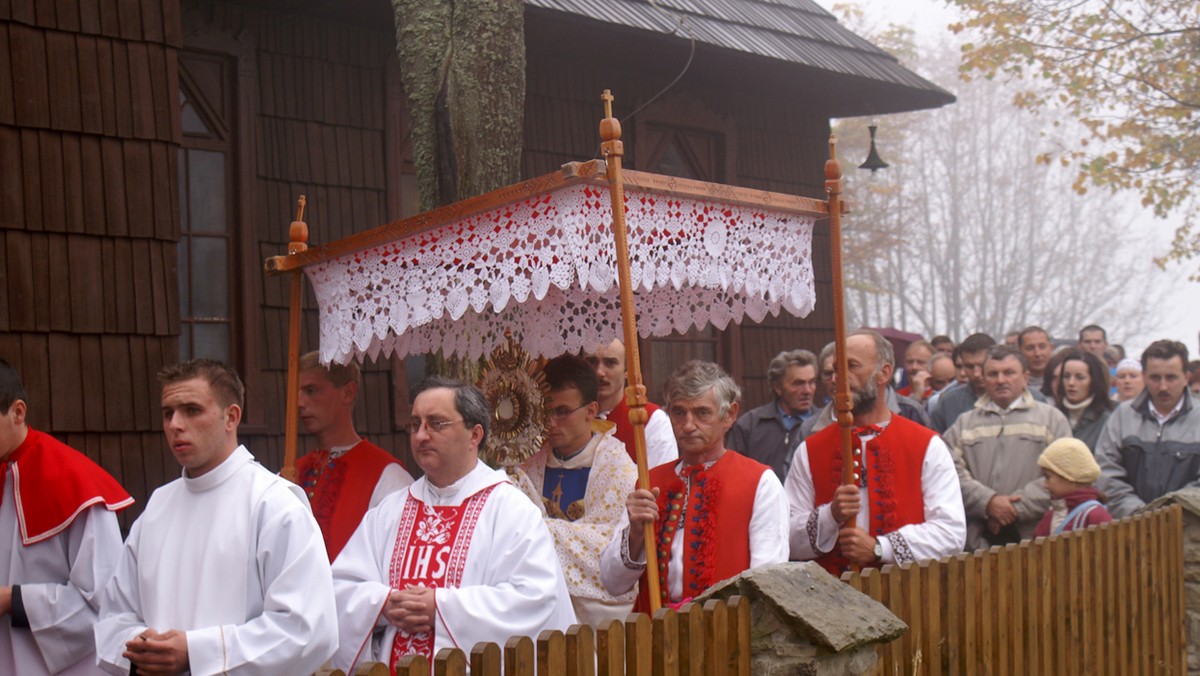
[298,440,405,561]
[633,451,765,613]
[2,428,133,545]
[387,483,498,669]
[805,416,932,575]
[605,399,662,464]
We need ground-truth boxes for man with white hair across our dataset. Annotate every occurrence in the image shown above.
[601,361,788,611]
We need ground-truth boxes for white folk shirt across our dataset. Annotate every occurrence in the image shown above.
[785,429,966,564]
[598,462,789,603]
[598,407,679,469]
[0,473,121,675]
[94,446,338,675]
[330,462,577,673]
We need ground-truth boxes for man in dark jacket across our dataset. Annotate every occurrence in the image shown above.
[726,349,818,481]
[1097,340,1200,518]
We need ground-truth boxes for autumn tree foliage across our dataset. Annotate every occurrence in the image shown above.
[947,0,1200,274]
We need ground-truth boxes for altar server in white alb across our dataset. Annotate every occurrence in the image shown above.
[0,359,133,675]
[332,377,576,672]
[94,359,337,675]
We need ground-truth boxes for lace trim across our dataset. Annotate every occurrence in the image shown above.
[307,184,816,364]
[886,531,915,564]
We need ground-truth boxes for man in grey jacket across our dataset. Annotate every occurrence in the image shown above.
[945,346,1072,550]
[1097,340,1200,518]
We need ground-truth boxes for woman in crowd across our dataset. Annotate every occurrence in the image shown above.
[1053,349,1114,451]
[1113,358,1144,402]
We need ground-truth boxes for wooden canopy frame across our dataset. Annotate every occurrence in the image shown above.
[264,91,854,614]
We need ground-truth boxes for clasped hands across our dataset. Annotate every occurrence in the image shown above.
[123,628,188,675]
[384,585,436,635]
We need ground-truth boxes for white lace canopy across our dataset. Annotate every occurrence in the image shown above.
[304,178,818,365]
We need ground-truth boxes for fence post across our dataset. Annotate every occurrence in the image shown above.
[651,607,680,676]
[537,630,566,676]
[434,648,467,676]
[565,624,595,676]
[595,618,625,675]
[470,643,501,675]
[504,636,535,676]
[624,613,652,676]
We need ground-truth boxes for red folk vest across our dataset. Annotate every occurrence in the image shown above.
[633,451,766,612]
[806,416,932,575]
[297,440,404,561]
[605,399,662,466]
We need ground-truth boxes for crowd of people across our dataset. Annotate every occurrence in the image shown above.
[3,322,1199,674]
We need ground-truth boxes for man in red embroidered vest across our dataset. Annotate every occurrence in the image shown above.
[331,377,575,673]
[587,339,678,469]
[600,361,788,612]
[0,358,132,675]
[787,330,965,576]
[295,352,413,561]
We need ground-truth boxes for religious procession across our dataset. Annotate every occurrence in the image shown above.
[4,0,1199,674]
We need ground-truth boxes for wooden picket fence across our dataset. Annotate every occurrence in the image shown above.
[331,595,751,676]
[842,504,1186,675]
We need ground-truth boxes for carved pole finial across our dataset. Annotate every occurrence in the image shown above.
[289,195,309,256]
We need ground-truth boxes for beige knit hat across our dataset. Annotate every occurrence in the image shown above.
[1038,438,1101,484]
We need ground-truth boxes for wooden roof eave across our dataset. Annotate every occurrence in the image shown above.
[262,159,831,276]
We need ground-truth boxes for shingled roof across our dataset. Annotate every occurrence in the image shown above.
[525,0,954,115]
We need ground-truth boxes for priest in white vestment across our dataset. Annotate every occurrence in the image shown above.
[94,359,337,675]
[0,359,133,675]
[332,377,575,672]
[509,355,639,627]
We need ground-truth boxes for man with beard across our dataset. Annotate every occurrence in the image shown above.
[945,346,1071,550]
[726,349,819,481]
[786,331,965,575]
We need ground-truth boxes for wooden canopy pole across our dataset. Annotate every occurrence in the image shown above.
[825,139,856,488]
[599,90,661,614]
[281,196,309,483]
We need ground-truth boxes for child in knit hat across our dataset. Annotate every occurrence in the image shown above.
[1034,438,1114,537]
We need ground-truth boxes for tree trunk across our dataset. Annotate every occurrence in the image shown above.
[391,0,525,212]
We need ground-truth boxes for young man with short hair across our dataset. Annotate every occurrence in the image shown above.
[295,352,412,561]
[95,359,337,675]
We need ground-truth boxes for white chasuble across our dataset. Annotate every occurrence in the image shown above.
[94,446,338,675]
[332,463,576,673]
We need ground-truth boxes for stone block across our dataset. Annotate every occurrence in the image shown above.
[698,561,906,652]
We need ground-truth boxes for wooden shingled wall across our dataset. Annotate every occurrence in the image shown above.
[179,1,418,481]
[1,0,838,524]
[0,0,183,526]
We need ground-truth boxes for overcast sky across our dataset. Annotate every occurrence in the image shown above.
[811,0,1200,355]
